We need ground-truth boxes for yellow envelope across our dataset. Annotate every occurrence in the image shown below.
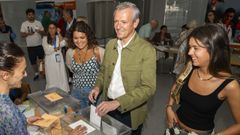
[44,92,63,102]
[33,113,58,128]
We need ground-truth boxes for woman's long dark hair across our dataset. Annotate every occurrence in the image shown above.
[69,21,98,49]
[47,22,58,45]
[187,24,231,77]
[0,42,25,72]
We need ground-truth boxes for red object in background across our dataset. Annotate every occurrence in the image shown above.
[236,22,240,30]
[63,1,76,10]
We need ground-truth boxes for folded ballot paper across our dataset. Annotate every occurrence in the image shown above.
[44,92,63,102]
[32,113,58,128]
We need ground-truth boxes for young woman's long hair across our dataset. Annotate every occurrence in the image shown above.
[186,24,231,77]
[69,21,98,49]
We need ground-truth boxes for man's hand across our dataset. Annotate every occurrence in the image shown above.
[95,100,120,116]
[88,87,100,103]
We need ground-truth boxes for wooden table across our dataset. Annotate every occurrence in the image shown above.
[153,45,178,54]
[230,42,240,49]
[231,53,240,66]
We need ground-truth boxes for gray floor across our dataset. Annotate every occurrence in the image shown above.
[24,48,235,134]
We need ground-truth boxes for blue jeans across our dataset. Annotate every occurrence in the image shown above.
[71,87,91,109]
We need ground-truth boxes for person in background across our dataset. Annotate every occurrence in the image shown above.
[66,21,104,109]
[173,20,198,75]
[0,17,16,43]
[138,19,158,41]
[42,22,69,92]
[62,9,76,39]
[9,83,31,105]
[234,15,240,43]
[41,10,51,33]
[181,24,188,33]
[166,24,240,135]
[62,9,77,84]
[20,8,45,81]
[89,2,156,135]
[0,42,42,135]
[57,7,65,36]
[219,8,236,41]
[151,25,172,46]
[76,16,88,24]
[205,10,219,24]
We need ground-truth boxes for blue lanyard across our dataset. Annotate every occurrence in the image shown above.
[53,37,57,48]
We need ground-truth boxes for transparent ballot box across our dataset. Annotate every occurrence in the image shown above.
[28,87,81,114]
[61,107,131,135]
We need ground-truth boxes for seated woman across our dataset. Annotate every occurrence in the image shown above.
[152,25,172,45]
[66,21,104,109]
[166,24,240,134]
[0,42,41,134]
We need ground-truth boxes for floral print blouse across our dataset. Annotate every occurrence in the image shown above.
[0,94,29,135]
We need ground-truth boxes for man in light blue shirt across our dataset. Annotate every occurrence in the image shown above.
[138,19,158,41]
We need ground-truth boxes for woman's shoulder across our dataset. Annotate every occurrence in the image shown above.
[0,101,16,117]
[95,46,104,52]
[219,72,240,96]
[224,79,240,92]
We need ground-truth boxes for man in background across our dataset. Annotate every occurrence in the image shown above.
[138,19,158,41]
[20,8,45,81]
[62,9,76,39]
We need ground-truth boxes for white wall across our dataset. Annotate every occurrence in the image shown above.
[76,0,88,17]
[1,0,35,47]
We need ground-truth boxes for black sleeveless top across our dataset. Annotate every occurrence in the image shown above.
[176,71,234,131]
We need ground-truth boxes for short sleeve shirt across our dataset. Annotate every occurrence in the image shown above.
[20,20,43,47]
[138,23,151,38]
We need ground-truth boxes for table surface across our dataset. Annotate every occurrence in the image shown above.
[231,53,240,66]
[27,88,131,135]
[230,42,240,48]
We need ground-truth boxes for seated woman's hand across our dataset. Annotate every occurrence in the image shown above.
[69,125,87,135]
[27,116,43,124]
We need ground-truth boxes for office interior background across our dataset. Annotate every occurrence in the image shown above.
[0,0,240,135]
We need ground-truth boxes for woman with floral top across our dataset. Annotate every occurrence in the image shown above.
[0,42,41,135]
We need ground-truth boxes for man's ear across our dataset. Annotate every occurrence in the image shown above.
[134,18,140,29]
[0,70,10,81]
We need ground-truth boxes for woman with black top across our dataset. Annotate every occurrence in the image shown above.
[166,24,240,134]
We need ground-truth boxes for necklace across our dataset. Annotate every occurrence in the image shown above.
[77,48,88,64]
[196,69,214,81]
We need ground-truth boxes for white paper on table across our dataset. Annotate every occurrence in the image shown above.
[90,105,101,128]
[23,108,35,118]
[69,120,95,134]
[17,104,29,112]
[102,121,117,135]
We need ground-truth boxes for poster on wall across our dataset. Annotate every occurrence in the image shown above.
[35,0,76,23]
